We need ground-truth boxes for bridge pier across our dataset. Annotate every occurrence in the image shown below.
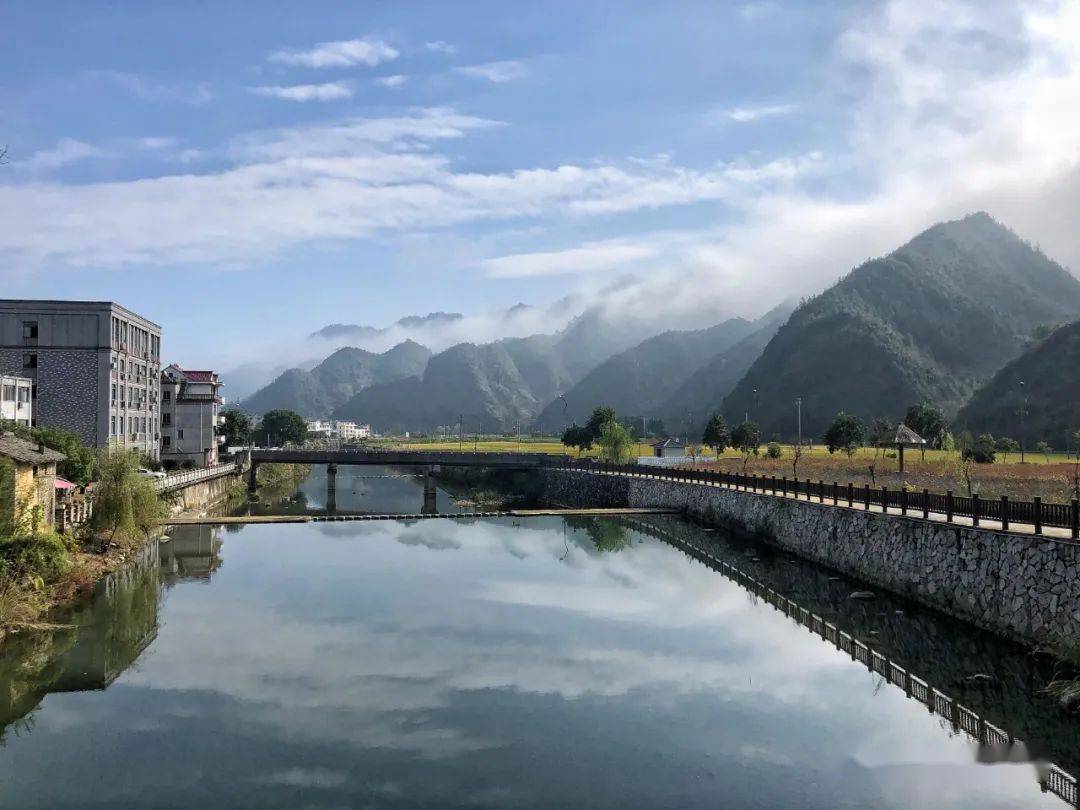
[247,462,259,493]
[421,466,438,515]
[326,463,337,514]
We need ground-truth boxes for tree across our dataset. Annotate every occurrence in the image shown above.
[0,421,94,486]
[994,436,1020,462]
[904,402,948,455]
[585,406,617,443]
[962,433,996,464]
[258,410,307,446]
[701,413,729,456]
[1037,440,1052,461]
[90,450,166,543]
[868,417,893,458]
[221,409,253,447]
[561,423,592,455]
[823,412,865,457]
[730,420,761,471]
[597,420,632,464]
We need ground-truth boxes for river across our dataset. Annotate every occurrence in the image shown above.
[0,466,1075,808]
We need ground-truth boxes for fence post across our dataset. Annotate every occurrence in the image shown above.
[782,476,787,496]
[923,488,929,520]
[1072,499,1079,539]
[848,482,854,507]
[1000,495,1009,531]
[946,490,953,523]
[881,486,888,514]
[864,484,870,511]
[972,493,980,527]
[818,480,824,503]
[1034,496,1042,535]
[833,481,838,505]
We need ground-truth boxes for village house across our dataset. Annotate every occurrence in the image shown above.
[0,431,66,529]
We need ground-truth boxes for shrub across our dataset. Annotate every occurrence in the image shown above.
[766,442,782,459]
[0,533,72,583]
[90,450,167,543]
[162,460,178,471]
[181,460,196,469]
[962,433,997,464]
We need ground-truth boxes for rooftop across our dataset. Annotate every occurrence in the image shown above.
[0,432,67,465]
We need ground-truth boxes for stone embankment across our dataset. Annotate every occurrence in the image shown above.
[543,469,1080,648]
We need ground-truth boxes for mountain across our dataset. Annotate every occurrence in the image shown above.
[535,317,756,431]
[722,213,1080,439]
[332,307,668,433]
[654,303,794,433]
[241,340,431,417]
[953,321,1080,447]
[309,312,463,342]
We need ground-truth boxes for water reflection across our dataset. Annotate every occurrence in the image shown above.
[0,515,1073,808]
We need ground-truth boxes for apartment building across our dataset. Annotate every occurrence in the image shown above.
[304,419,371,441]
[0,374,33,427]
[160,365,224,467]
[0,301,162,460]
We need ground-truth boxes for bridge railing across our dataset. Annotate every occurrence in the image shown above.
[551,458,1080,537]
[155,461,241,493]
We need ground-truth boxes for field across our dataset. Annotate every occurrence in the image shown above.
[385,437,1080,503]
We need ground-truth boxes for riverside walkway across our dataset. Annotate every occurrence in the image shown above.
[554,460,1080,540]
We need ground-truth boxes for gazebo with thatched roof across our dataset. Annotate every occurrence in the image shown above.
[893,423,926,473]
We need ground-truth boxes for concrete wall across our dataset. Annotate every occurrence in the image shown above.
[542,469,1080,648]
[165,472,238,517]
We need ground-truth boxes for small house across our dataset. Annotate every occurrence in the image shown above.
[652,438,686,458]
[0,431,66,529]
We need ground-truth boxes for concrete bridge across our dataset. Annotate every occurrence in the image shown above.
[247,449,569,513]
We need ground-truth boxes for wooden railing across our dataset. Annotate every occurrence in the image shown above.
[548,458,1080,538]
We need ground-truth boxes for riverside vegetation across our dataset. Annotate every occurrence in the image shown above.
[0,448,166,641]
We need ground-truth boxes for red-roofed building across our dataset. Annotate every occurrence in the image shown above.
[160,364,224,468]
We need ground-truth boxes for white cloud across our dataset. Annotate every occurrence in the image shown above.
[16,139,105,172]
[482,240,660,278]
[251,81,354,102]
[724,103,798,123]
[269,37,399,68]
[424,40,457,55]
[376,74,408,88]
[453,60,527,82]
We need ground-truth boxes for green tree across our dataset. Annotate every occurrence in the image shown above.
[258,410,307,446]
[994,436,1020,462]
[962,433,997,464]
[1036,440,1052,461]
[904,402,948,452]
[597,420,632,464]
[32,426,95,486]
[823,411,865,457]
[561,423,592,455]
[90,451,166,543]
[868,417,894,458]
[220,409,253,447]
[701,413,729,456]
[731,420,761,471]
[584,406,617,443]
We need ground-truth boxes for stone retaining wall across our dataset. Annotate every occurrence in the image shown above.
[165,473,238,517]
[542,469,1080,648]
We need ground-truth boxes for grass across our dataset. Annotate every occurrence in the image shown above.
[382,438,1080,502]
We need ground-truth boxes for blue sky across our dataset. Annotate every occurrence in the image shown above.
[2,1,1079,370]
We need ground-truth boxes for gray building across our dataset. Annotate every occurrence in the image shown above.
[0,300,162,460]
[160,365,224,468]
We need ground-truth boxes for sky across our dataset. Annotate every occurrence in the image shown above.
[2,0,1080,372]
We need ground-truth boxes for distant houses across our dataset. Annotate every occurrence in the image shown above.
[305,419,371,441]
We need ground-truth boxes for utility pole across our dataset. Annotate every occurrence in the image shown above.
[795,398,802,448]
[1018,381,1028,463]
[458,413,463,451]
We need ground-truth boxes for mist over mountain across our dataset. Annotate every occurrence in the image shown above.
[722,213,1080,439]
[536,317,757,432]
[241,340,431,418]
[332,307,667,433]
[954,320,1080,448]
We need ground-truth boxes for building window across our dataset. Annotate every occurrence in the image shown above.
[2,384,13,401]
[162,413,171,426]
[111,416,116,435]
[162,389,171,402]
[22,321,38,340]
[162,436,171,449]
[177,428,184,440]
[111,383,117,404]
[22,353,37,369]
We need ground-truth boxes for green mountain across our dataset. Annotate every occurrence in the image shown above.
[654,304,793,433]
[241,340,431,417]
[954,320,1080,448]
[535,317,756,432]
[722,213,1080,439]
[332,307,665,433]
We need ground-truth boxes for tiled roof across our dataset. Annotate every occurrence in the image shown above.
[0,433,66,464]
[181,370,217,382]
[652,438,685,448]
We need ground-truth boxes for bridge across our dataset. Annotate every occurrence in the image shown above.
[247,449,569,513]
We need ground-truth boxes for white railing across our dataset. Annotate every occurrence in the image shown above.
[155,461,240,492]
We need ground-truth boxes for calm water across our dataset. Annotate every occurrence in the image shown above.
[0,467,1075,808]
